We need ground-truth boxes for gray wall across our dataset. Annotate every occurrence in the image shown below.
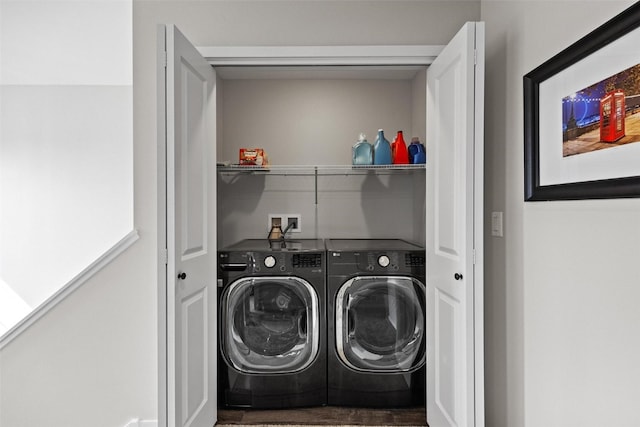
[218,171,426,247]
[217,76,425,246]
[481,1,640,427]
[0,2,479,427]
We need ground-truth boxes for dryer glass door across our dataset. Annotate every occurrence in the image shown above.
[336,276,425,372]
[222,276,319,374]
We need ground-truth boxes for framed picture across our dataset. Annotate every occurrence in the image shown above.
[524,2,640,201]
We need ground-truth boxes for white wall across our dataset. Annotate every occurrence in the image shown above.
[0,1,148,426]
[0,242,158,427]
[481,2,640,427]
[1,2,480,427]
[0,0,133,330]
[1,85,133,307]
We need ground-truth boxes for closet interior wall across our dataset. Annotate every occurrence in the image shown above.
[216,67,428,247]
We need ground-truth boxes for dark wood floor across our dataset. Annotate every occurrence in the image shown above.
[217,406,427,426]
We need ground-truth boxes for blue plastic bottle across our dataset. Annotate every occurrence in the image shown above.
[352,133,373,165]
[373,129,392,165]
[409,137,426,164]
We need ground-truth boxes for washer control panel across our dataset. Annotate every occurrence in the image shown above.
[219,250,324,275]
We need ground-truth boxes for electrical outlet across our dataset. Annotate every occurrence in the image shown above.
[286,215,301,233]
[268,214,301,233]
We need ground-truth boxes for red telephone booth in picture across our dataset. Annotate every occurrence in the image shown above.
[600,90,625,142]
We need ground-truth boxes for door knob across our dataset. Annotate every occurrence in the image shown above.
[177,272,187,280]
[454,273,463,280]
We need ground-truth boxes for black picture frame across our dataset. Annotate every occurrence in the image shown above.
[524,1,640,201]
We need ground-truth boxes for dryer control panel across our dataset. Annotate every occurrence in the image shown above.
[328,250,425,275]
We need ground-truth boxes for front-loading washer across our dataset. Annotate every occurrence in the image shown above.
[326,239,426,407]
[217,239,326,408]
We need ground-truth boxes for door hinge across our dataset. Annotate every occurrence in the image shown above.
[163,51,167,68]
[473,49,477,66]
[473,249,476,265]
[162,248,168,265]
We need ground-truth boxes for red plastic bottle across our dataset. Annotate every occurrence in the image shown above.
[391,130,409,164]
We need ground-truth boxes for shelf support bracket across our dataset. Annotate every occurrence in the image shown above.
[314,167,318,205]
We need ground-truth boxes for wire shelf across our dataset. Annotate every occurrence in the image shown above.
[217,164,426,176]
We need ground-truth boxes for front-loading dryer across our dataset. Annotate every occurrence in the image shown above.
[326,239,426,407]
[217,239,326,408]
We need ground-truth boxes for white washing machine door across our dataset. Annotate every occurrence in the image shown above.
[336,276,425,372]
[222,276,319,374]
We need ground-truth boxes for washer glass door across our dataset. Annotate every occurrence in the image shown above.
[336,276,425,372]
[222,276,319,373]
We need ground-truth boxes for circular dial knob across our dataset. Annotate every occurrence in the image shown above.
[264,255,277,268]
[378,255,390,268]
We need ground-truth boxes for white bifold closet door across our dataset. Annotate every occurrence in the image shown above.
[164,24,218,427]
[426,21,484,427]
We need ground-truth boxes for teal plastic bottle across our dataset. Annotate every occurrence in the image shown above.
[352,133,373,165]
[373,129,392,165]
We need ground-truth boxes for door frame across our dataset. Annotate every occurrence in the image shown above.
[157,24,169,427]
[158,35,484,427]
[473,24,486,427]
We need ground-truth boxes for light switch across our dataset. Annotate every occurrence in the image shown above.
[491,211,503,237]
